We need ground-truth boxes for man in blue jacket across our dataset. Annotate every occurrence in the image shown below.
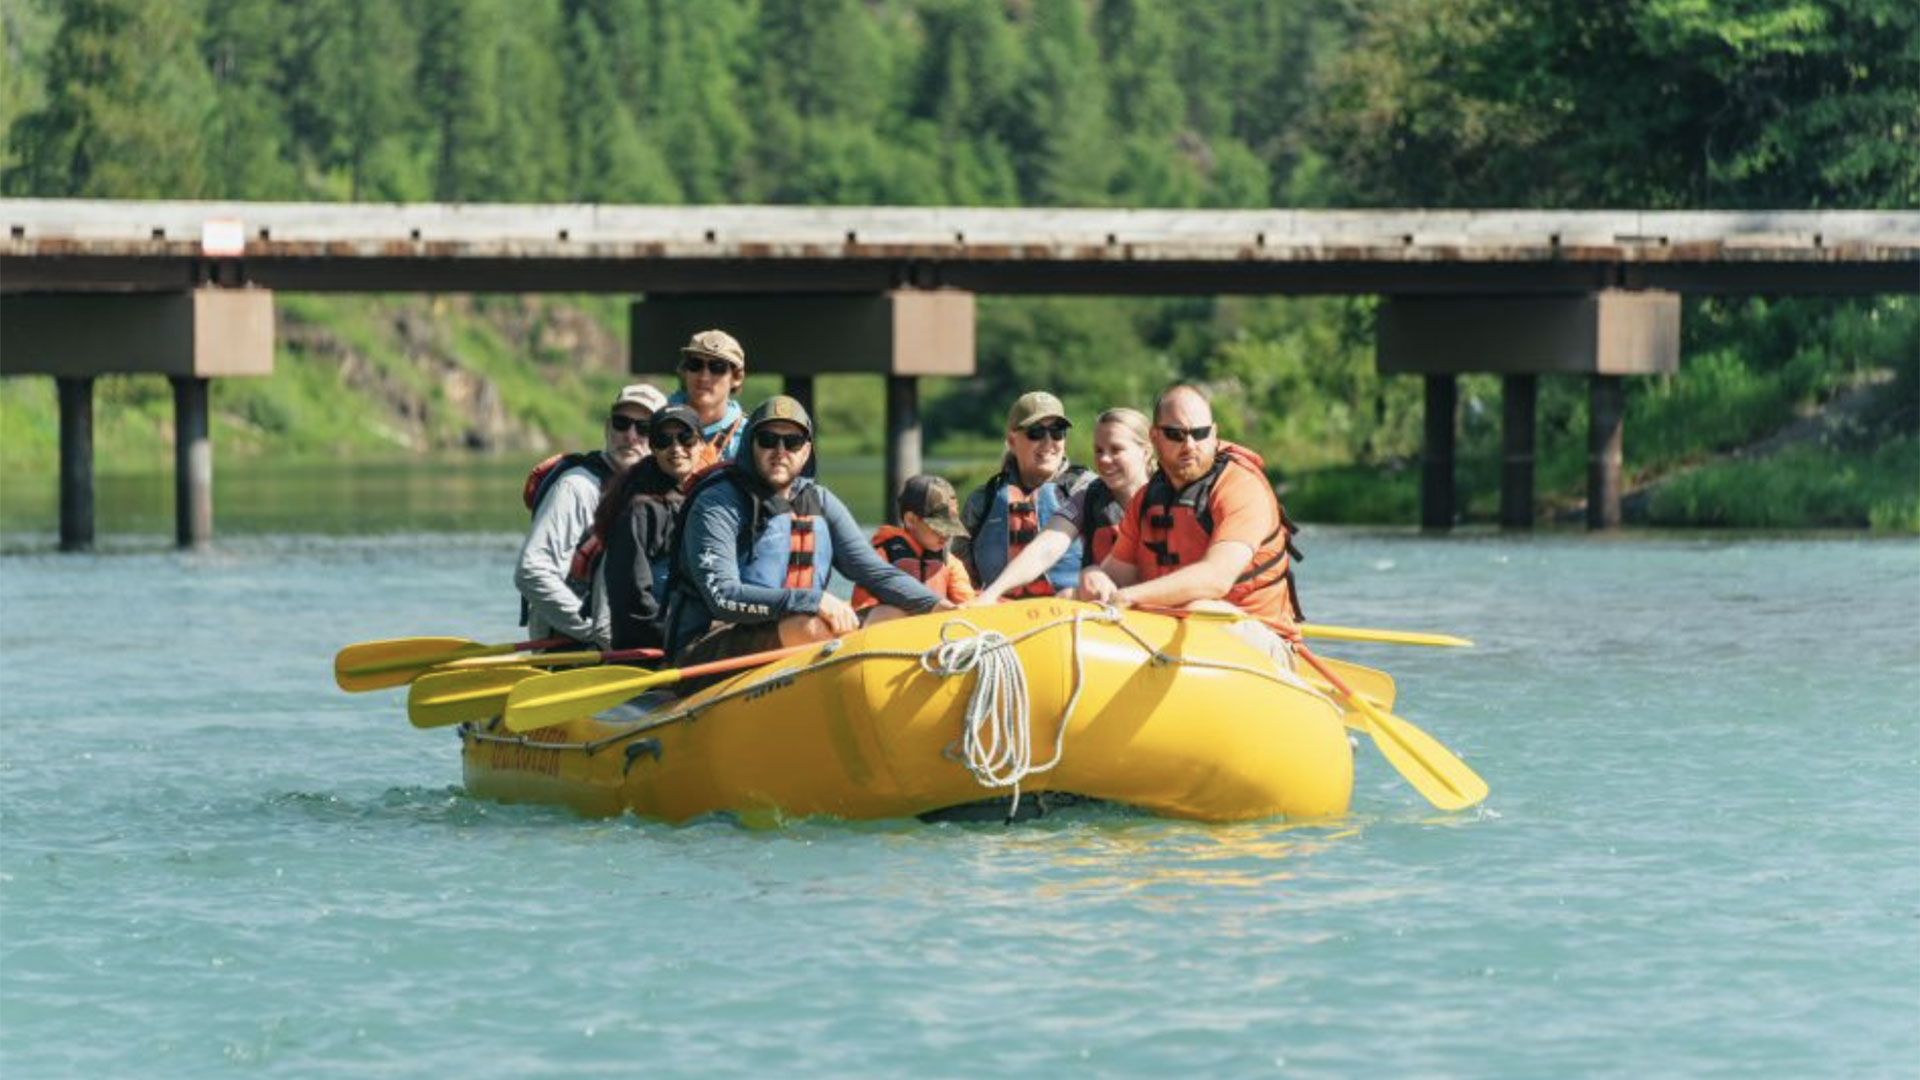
[664,396,952,664]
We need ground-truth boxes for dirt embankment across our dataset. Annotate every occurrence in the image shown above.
[280,297,627,453]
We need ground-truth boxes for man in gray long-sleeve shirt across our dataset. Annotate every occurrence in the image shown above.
[515,383,665,647]
[664,395,952,663]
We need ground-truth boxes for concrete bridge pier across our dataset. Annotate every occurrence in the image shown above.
[1421,375,1457,532]
[781,375,815,422]
[885,376,922,515]
[1380,290,1678,531]
[172,375,213,548]
[1588,375,1626,530]
[633,289,975,522]
[1502,374,1538,530]
[1,288,274,549]
[57,375,95,551]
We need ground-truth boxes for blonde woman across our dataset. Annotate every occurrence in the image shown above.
[970,408,1154,604]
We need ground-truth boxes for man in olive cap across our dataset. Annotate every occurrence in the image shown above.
[663,395,952,664]
[668,328,749,459]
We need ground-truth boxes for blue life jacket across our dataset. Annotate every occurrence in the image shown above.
[663,466,832,655]
[971,464,1089,597]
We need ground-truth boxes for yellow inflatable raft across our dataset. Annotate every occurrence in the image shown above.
[460,600,1364,823]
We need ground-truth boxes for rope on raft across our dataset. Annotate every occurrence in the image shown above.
[917,614,1092,807]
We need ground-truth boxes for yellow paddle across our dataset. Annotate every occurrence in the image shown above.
[408,666,547,728]
[503,641,819,733]
[437,646,664,672]
[334,635,567,692]
[1300,623,1473,648]
[1296,643,1488,811]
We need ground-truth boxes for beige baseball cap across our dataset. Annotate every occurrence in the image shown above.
[680,329,746,370]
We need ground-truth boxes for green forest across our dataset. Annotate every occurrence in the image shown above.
[1,0,1916,528]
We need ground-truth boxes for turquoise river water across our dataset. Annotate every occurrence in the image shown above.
[1,497,1916,1076]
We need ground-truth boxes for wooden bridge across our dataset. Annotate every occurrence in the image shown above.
[4,199,1916,546]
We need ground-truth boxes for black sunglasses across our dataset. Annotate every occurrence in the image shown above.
[649,427,699,450]
[753,430,811,452]
[681,356,738,377]
[1022,421,1071,442]
[1158,424,1213,443]
[608,414,650,434]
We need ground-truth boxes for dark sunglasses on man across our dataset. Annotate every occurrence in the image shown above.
[649,426,699,451]
[753,430,810,452]
[609,414,650,434]
[1158,424,1213,443]
[681,356,738,377]
[1022,421,1071,442]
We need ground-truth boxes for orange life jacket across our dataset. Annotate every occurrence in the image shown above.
[851,525,955,611]
[1135,442,1304,631]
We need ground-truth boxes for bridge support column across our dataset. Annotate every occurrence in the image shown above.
[1501,374,1537,530]
[782,375,815,421]
[1588,375,1625,530]
[57,376,95,552]
[1421,374,1457,532]
[885,375,921,521]
[172,375,213,548]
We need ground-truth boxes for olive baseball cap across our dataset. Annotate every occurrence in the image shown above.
[745,394,813,438]
[898,475,968,538]
[1007,391,1069,431]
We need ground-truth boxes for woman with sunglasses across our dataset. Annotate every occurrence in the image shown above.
[665,329,750,460]
[953,391,1096,600]
[514,382,665,650]
[968,407,1153,606]
[1080,385,1305,669]
[591,405,719,655]
[663,396,952,669]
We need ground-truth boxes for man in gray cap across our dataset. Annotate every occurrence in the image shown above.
[663,395,952,664]
[515,382,666,648]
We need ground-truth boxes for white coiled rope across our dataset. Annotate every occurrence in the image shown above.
[919,617,1076,803]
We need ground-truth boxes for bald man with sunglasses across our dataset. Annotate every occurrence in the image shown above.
[1079,385,1305,667]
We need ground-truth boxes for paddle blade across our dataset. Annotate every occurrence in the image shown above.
[503,666,676,733]
[336,637,486,692]
[408,666,546,729]
[1297,644,1485,811]
[1300,623,1473,648]
[1354,701,1489,811]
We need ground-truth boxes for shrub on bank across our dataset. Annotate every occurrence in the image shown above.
[1643,438,1920,532]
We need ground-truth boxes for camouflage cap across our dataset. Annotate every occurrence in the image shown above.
[898,474,968,538]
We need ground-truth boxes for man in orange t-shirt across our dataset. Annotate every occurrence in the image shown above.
[1079,385,1303,666]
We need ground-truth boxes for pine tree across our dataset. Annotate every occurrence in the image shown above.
[416,0,505,201]
[202,0,299,198]
[5,0,216,197]
[1009,0,1115,205]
